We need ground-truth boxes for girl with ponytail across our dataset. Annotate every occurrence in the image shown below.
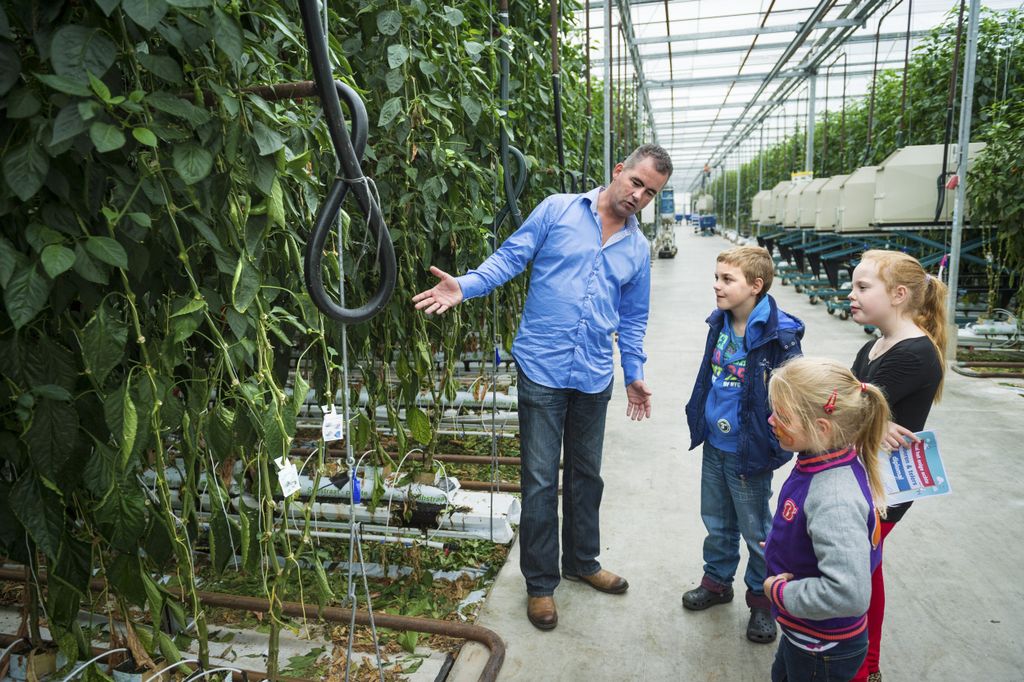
[762,357,891,682]
[846,249,947,682]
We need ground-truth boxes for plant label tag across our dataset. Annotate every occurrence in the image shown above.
[274,457,301,497]
[321,405,345,442]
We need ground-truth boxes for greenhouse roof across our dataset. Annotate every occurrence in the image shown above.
[578,0,1023,192]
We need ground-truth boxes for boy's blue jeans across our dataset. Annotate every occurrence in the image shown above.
[771,631,869,682]
[699,442,773,597]
[517,368,613,596]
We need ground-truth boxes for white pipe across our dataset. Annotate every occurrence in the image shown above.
[58,648,128,682]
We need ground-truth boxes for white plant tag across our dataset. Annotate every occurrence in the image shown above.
[321,405,345,442]
[275,457,301,497]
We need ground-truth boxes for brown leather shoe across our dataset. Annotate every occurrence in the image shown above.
[563,569,629,594]
[527,596,557,630]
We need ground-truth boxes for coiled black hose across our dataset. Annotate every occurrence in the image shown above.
[297,0,397,323]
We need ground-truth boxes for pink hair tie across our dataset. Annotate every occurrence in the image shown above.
[860,382,868,393]
[823,389,838,414]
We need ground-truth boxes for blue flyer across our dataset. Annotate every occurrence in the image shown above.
[878,430,951,505]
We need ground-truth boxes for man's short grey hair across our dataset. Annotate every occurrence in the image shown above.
[623,144,673,177]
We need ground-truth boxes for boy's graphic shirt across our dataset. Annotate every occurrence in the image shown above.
[703,297,772,452]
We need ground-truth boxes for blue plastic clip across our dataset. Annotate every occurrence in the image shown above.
[351,475,361,504]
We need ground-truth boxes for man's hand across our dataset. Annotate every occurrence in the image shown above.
[625,379,652,421]
[412,266,463,314]
[883,421,919,451]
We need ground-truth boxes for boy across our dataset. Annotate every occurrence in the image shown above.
[682,245,804,643]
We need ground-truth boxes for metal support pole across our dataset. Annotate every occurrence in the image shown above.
[805,71,817,173]
[723,163,728,228]
[758,125,764,191]
[604,0,612,184]
[736,160,741,233]
[945,0,981,357]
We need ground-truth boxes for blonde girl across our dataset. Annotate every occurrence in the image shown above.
[847,249,947,682]
[762,357,891,682]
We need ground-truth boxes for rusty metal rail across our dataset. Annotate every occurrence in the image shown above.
[0,567,504,681]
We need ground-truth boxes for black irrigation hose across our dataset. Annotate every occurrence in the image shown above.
[581,0,592,190]
[497,0,526,228]
[936,0,968,223]
[297,0,397,324]
[550,0,570,193]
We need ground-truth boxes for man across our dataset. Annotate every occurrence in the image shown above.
[413,144,672,630]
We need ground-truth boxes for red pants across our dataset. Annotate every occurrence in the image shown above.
[853,520,897,681]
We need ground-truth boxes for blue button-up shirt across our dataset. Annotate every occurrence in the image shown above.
[456,187,651,392]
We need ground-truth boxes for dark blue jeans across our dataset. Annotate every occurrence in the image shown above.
[771,631,868,682]
[517,368,613,596]
[700,442,773,595]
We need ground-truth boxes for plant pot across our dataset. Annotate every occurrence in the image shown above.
[9,646,58,682]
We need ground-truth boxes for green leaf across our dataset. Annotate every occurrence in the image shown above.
[212,5,243,63]
[25,398,77,475]
[0,44,20,96]
[122,0,168,30]
[41,244,76,278]
[253,121,284,156]
[385,69,404,94]
[85,236,128,269]
[406,406,432,444]
[442,6,465,26]
[10,474,65,558]
[33,72,92,97]
[387,44,409,69]
[132,127,158,147]
[49,25,117,83]
[73,243,109,285]
[89,121,126,153]
[51,104,88,146]
[4,264,50,329]
[96,481,147,552]
[291,372,309,418]
[418,60,438,77]
[80,304,128,384]
[167,0,210,6]
[146,91,211,125]
[267,177,285,228]
[128,212,152,227]
[32,384,72,401]
[172,143,213,185]
[6,88,41,118]
[377,10,402,36]
[2,140,49,202]
[119,388,137,469]
[88,72,111,101]
[231,256,260,313]
[378,97,403,128]
[463,41,485,59]
[460,95,482,126]
[95,0,122,16]
[171,298,207,317]
[137,52,183,84]
[426,92,453,110]
[0,237,19,287]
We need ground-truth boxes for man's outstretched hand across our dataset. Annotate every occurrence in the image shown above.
[412,266,464,314]
[625,379,653,421]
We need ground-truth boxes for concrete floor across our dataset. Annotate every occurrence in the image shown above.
[451,230,1024,681]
